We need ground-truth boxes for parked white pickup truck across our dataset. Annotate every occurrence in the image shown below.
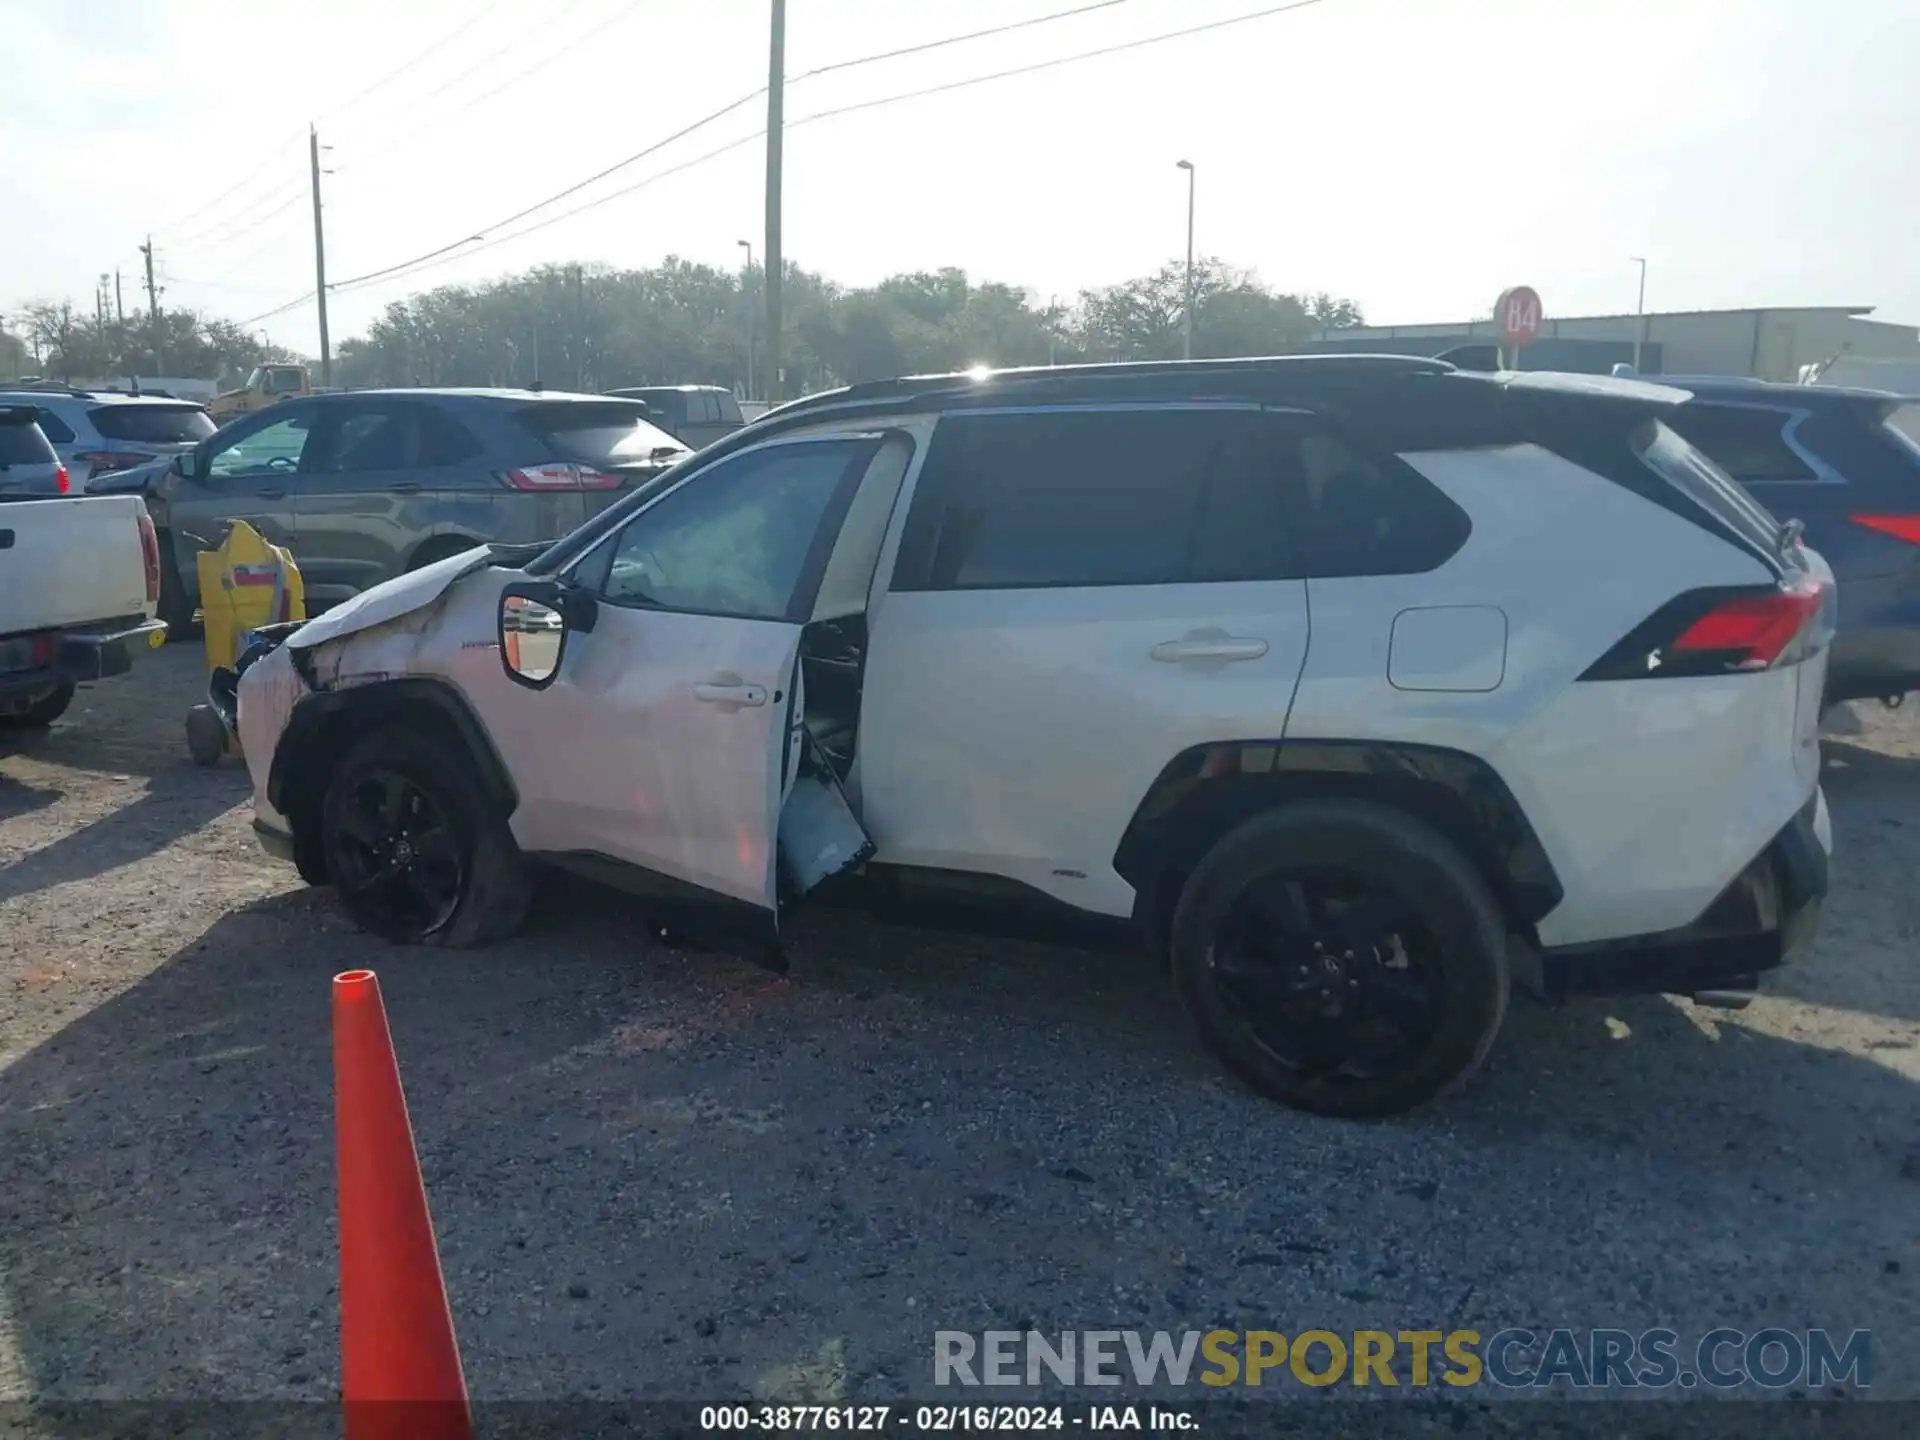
[0,494,168,729]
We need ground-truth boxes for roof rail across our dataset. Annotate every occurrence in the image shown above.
[778,352,1455,417]
[0,380,93,397]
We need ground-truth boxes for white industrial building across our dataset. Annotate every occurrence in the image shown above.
[1304,305,1920,381]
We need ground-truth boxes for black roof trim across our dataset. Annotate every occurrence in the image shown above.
[771,354,1455,419]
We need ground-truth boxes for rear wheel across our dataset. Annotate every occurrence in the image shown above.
[1170,799,1509,1119]
[319,727,530,947]
[0,680,75,730]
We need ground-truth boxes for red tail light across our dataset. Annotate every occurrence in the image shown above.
[1850,513,1920,544]
[136,510,161,605]
[504,463,622,492]
[1672,587,1824,671]
[55,464,69,495]
[1580,576,1832,681]
[30,633,55,667]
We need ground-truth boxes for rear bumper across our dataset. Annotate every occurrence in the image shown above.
[55,618,168,680]
[0,619,167,708]
[1825,570,1920,701]
[1536,789,1829,1000]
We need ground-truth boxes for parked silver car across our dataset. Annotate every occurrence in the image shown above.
[0,387,215,485]
[0,407,68,496]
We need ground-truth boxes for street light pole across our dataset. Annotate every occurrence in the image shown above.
[1631,256,1648,374]
[738,239,755,403]
[1176,159,1196,360]
[763,0,786,407]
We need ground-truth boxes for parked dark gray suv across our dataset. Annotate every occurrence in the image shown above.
[89,388,689,625]
[1662,377,1920,706]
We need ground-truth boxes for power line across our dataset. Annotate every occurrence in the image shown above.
[319,0,513,121]
[328,0,655,198]
[332,0,1336,297]
[327,0,1151,290]
[172,188,309,256]
[152,0,515,241]
[795,0,1138,81]
[235,291,317,328]
[800,0,1334,128]
[328,0,608,147]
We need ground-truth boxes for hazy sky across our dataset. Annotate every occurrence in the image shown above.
[5,0,1916,359]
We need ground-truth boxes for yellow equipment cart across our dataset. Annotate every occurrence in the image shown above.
[185,521,306,765]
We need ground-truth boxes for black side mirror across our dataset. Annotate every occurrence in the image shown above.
[498,581,596,689]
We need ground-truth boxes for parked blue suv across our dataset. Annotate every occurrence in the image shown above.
[1662,377,1920,707]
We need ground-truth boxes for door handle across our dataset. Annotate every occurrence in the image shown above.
[389,481,421,493]
[1151,635,1269,664]
[257,487,287,500]
[694,681,769,706]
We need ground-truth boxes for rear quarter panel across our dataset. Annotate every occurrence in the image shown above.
[1286,442,1800,947]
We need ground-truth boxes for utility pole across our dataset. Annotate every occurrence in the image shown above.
[114,271,125,327]
[139,236,163,376]
[1176,160,1196,361]
[763,0,785,407]
[571,264,587,390]
[1631,256,1648,374]
[310,124,333,388]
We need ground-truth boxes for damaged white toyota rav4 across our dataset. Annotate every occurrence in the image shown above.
[234,357,1835,1118]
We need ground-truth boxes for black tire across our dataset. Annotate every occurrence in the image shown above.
[0,679,75,731]
[1169,799,1509,1119]
[318,725,531,948]
[185,703,228,765]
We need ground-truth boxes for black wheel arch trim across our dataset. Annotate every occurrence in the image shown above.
[267,677,519,826]
[1114,739,1564,943]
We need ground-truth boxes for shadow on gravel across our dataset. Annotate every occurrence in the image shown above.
[0,762,248,905]
[6,871,1919,1412]
[0,775,61,824]
[1821,738,1920,792]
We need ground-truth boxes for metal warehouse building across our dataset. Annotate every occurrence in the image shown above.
[1301,305,1920,380]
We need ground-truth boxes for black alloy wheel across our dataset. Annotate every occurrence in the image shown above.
[325,767,466,941]
[1209,869,1443,1081]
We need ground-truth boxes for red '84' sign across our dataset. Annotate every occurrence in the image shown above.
[1496,286,1544,349]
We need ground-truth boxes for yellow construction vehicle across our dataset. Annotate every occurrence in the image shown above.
[206,364,314,425]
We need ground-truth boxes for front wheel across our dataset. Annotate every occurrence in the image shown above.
[1170,799,1510,1119]
[318,726,531,947]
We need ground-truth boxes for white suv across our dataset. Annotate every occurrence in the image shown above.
[233,357,1835,1118]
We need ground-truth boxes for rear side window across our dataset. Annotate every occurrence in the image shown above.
[892,407,1469,591]
[34,408,77,444]
[325,403,481,471]
[1789,402,1920,500]
[89,403,216,445]
[0,417,57,465]
[894,408,1248,590]
[1664,404,1815,482]
[715,393,744,424]
[1633,420,1784,560]
[1264,425,1471,579]
[524,402,684,468]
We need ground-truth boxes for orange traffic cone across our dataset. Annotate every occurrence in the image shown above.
[333,969,474,1440]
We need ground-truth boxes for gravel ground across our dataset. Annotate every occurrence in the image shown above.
[0,646,1916,1429]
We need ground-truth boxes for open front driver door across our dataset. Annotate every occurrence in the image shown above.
[494,432,885,968]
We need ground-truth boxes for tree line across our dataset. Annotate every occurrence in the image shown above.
[0,300,297,385]
[338,256,1364,394]
[5,256,1364,395]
